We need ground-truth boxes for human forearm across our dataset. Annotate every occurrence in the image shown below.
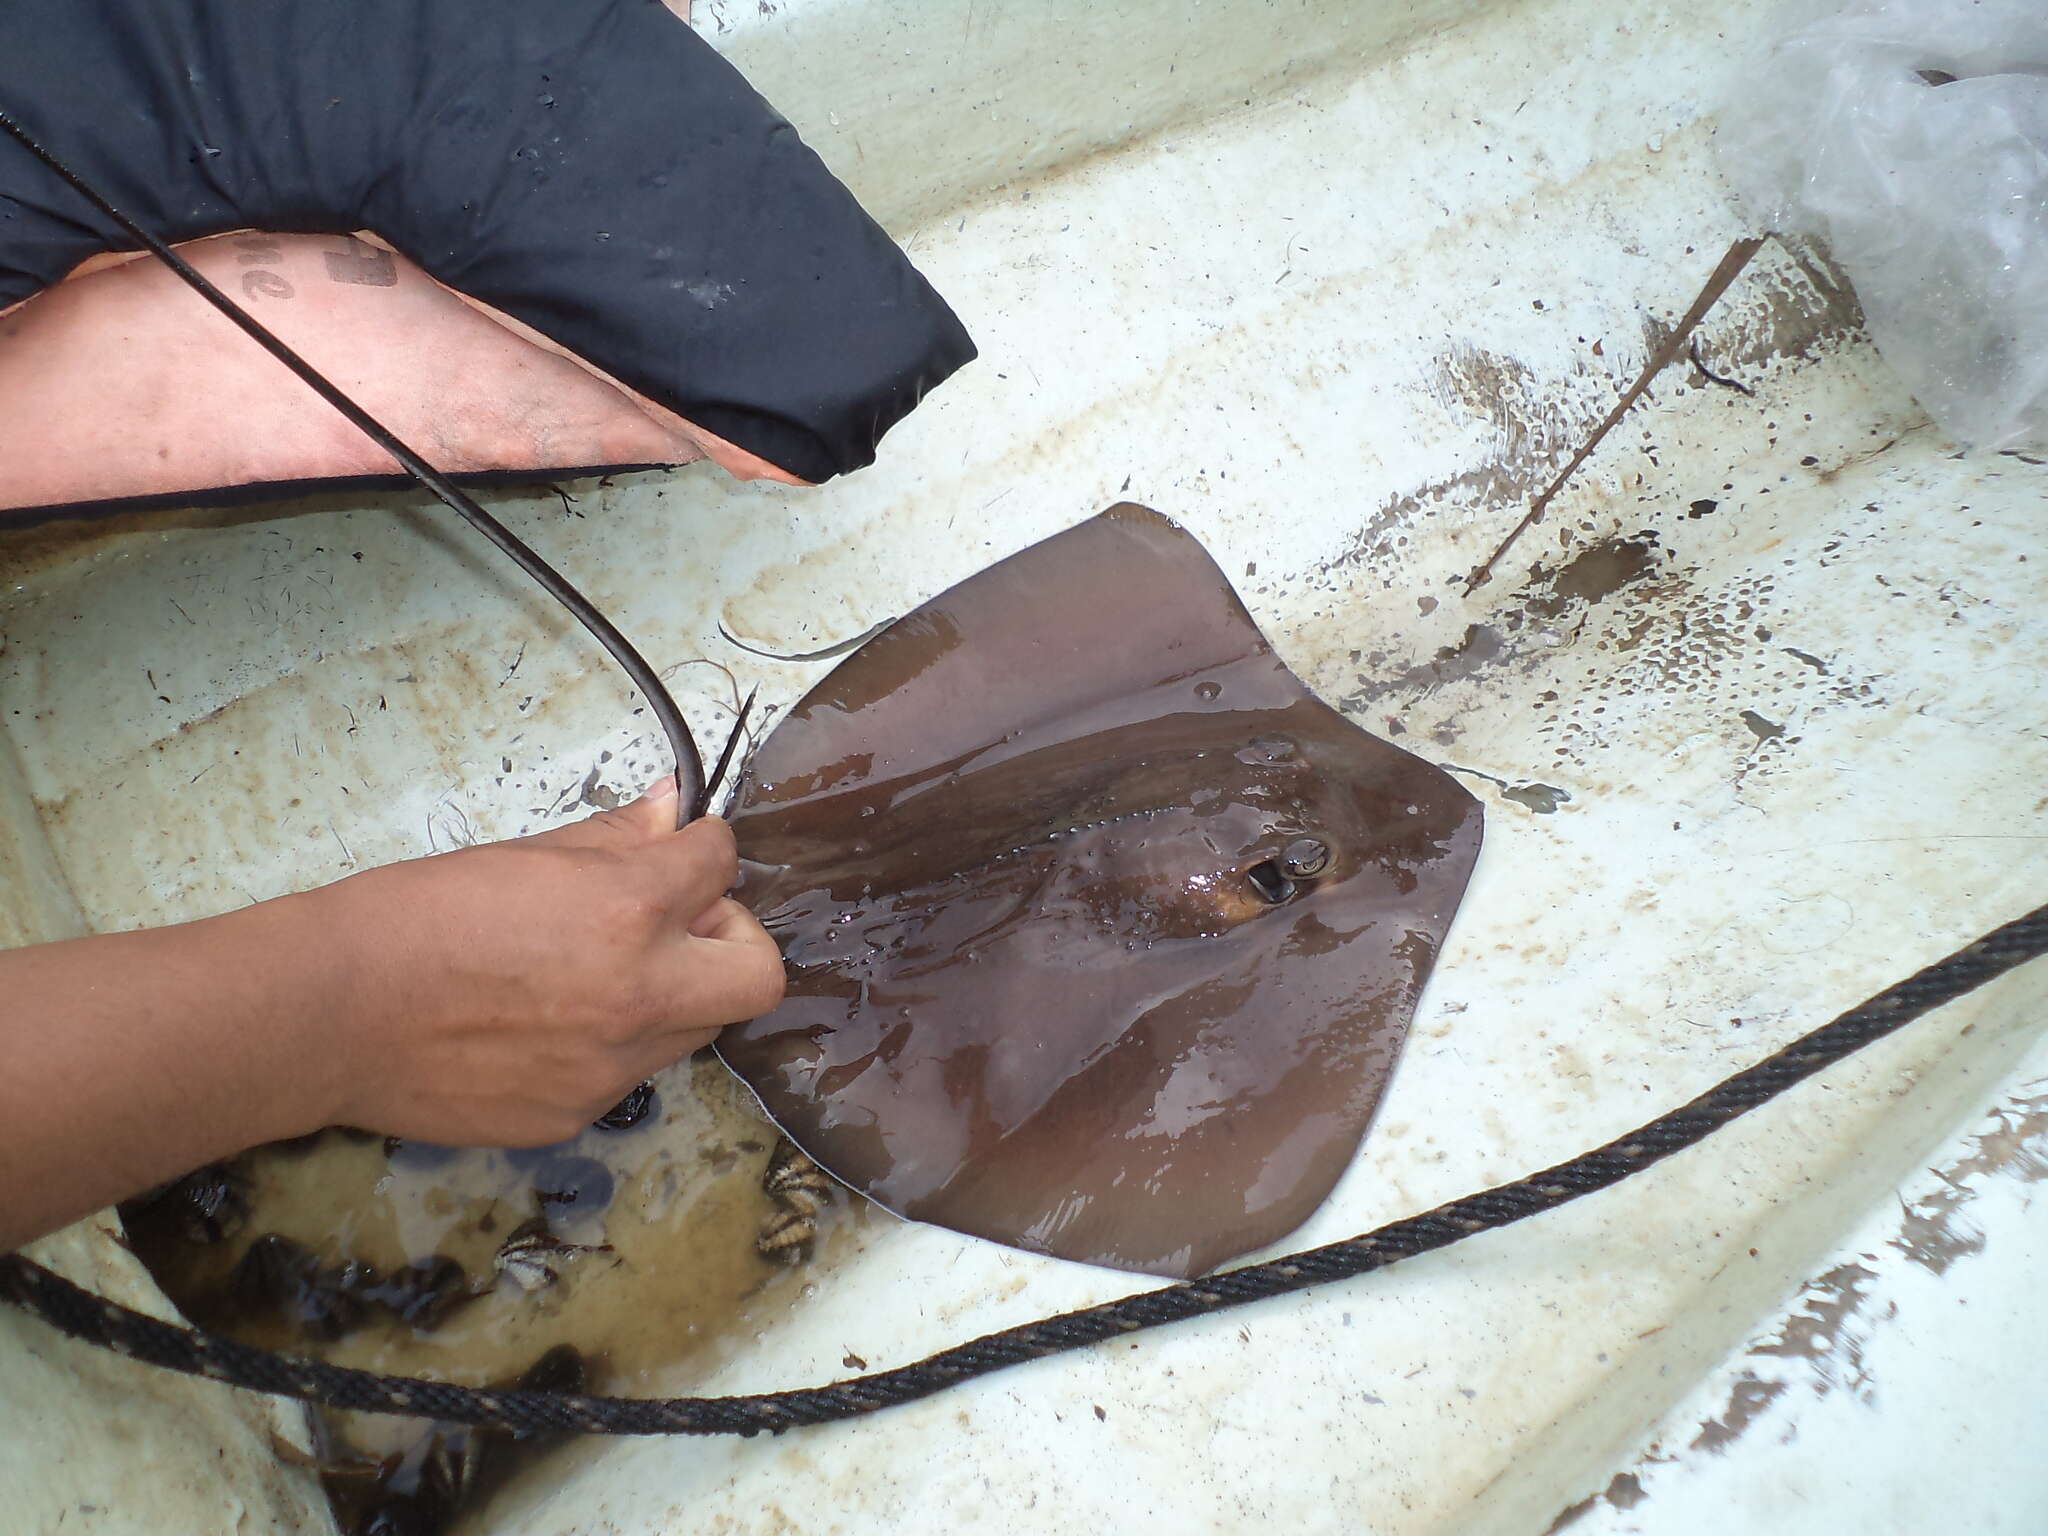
[0,785,784,1255]
[0,893,347,1253]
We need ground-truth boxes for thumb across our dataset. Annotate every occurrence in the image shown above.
[582,773,681,843]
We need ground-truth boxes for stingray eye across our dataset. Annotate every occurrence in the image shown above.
[1244,859,1297,904]
[1280,838,1331,879]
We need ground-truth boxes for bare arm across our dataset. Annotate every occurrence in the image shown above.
[0,230,803,513]
[0,779,785,1253]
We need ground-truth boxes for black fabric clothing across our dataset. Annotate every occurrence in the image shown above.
[0,0,975,499]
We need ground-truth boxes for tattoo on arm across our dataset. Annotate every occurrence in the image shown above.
[323,238,397,287]
[233,236,294,301]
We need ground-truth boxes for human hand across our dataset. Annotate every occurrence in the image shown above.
[305,777,786,1147]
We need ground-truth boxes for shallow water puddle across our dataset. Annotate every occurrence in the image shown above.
[125,1055,848,1533]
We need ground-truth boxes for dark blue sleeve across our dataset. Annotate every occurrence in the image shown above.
[0,0,975,484]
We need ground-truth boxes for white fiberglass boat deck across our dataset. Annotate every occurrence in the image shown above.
[3,1,2044,1531]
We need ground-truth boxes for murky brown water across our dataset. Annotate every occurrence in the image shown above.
[125,1053,851,1535]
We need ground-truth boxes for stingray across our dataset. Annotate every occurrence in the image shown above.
[716,504,1483,1278]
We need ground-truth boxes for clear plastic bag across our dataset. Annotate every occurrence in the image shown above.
[1717,0,2048,453]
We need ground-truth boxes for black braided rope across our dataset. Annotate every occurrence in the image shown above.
[4,902,2043,1436]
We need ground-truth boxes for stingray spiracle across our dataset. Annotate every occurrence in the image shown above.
[757,1138,836,1265]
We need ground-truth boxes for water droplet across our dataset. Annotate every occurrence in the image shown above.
[1237,735,1298,766]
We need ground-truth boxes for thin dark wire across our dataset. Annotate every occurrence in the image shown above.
[4,902,2042,1436]
[695,686,758,819]
[0,105,704,819]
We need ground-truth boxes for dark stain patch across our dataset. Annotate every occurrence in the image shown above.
[1348,623,1512,707]
[1672,1090,2048,1470]
[578,763,627,812]
[1739,709,1785,742]
[1526,534,1662,617]
[1339,533,1863,767]
[1689,1373,1788,1454]
[1445,764,1573,814]
[1292,250,1888,768]
[1294,241,1857,593]
[1713,240,1867,372]
[1891,1194,1989,1277]
[1430,344,1543,430]
[1543,1493,1600,1535]
[1783,647,1829,673]
[1751,1261,1877,1394]
[1318,345,1604,580]
[1320,459,1554,582]
[1603,1472,1647,1511]
[1688,1262,1878,1456]
[1502,781,1572,814]
[1889,1089,2048,1276]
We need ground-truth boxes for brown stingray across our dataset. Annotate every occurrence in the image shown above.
[716,504,1482,1277]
